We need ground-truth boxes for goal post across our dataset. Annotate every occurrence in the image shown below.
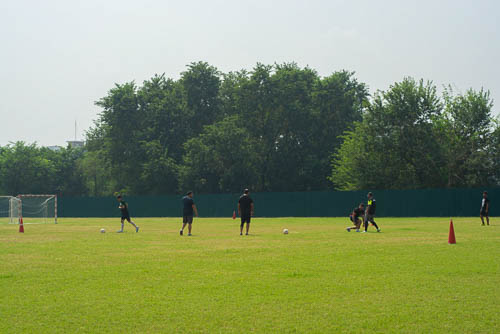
[0,196,22,224]
[17,194,58,224]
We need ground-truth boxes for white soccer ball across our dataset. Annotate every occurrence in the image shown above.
[283,228,289,234]
[100,228,106,233]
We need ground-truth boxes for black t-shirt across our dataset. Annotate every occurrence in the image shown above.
[239,195,254,217]
[352,207,364,218]
[367,198,376,214]
[120,200,129,215]
[481,198,490,211]
[183,196,194,216]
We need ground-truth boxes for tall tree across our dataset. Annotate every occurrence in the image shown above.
[94,82,144,193]
[138,140,178,194]
[489,119,500,185]
[331,79,499,190]
[78,150,113,196]
[137,74,189,162]
[310,70,368,189]
[179,116,258,193]
[438,88,496,187]
[181,62,222,135]
[235,63,321,191]
[331,78,445,190]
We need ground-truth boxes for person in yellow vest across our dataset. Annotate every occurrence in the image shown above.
[362,192,380,233]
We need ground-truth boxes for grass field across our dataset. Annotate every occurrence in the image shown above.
[1,217,499,333]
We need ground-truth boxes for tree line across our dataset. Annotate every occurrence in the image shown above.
[1,62,498,196]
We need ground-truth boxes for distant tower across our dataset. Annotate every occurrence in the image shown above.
[67,119,84,148]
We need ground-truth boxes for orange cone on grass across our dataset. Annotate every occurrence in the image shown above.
[232,210,236,219]
[448,219,456,244]
[19,217,24,233]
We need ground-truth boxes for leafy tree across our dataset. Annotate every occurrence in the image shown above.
[329,123,370,190]
[0,142,88,196]
[43,146,87,196]
[181,62,222,135]
[234,63,321,191]
[85,63,372,194]
[179,116,258,193]
[310,70,368,189]
[137,140,178,195]
[331,78,444,190]
[0,142,57,194]
[219,70,249,118]
[3,63,498,196]
[438,88,496,187]
[489,118,500,185]
[94,82,143,193]
[137,74,189,162]
[78,150,114,196]
[331,79,499,190]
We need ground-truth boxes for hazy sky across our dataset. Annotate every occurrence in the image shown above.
[1,0,499,146]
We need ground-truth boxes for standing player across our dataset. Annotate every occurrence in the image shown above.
[180,191,198,236]
[480,191,490,226]
[362,192,380,233]
[116,195,139,233]
[238,188,254,235]
[347,203,365,232]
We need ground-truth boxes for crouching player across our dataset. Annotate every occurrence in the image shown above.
[347,203,365,232]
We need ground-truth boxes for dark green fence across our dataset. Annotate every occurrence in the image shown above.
[58,188,497,218]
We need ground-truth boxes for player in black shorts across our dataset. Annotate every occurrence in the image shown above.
[116,195,139,233]
[238,189,254,235]
[347,203,365,232]
[362,192,380,233]
[180,191,198,236]
[480,191,490,226]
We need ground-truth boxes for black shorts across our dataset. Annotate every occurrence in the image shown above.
[365,214,375,222]
[241,216,251,225]
[480,210,488,217]
[121,214,131,221]
[183,216,193,224]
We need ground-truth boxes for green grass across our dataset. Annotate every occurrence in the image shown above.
[1,217,499,333]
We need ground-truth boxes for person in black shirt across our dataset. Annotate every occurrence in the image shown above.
[238,189,254,235]
[347,203,365,232]
[480,191,490,226]
[116,195,139,233]
[362,192,380,233]
[180,191,198,236]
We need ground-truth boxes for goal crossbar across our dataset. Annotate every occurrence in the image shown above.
[17,194,58,224]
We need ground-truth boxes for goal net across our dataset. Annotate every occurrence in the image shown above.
[0,196,22,224]
[17,194,58,224]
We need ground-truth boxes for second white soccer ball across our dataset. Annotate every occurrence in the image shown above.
[283,228,289,234]
[100,228,106,233]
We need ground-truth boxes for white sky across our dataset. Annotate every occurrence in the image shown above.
[1,0,499,146]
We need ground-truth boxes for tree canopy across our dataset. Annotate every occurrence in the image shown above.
[1,62,498,196]
[330,79,499,190]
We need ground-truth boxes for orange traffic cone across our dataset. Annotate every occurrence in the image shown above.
[448,219,456,244]
[19,217,24,233]
[232,210,236,220]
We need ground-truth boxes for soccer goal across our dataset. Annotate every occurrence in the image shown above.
[0,196,22,224]
[17,194,58,224]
